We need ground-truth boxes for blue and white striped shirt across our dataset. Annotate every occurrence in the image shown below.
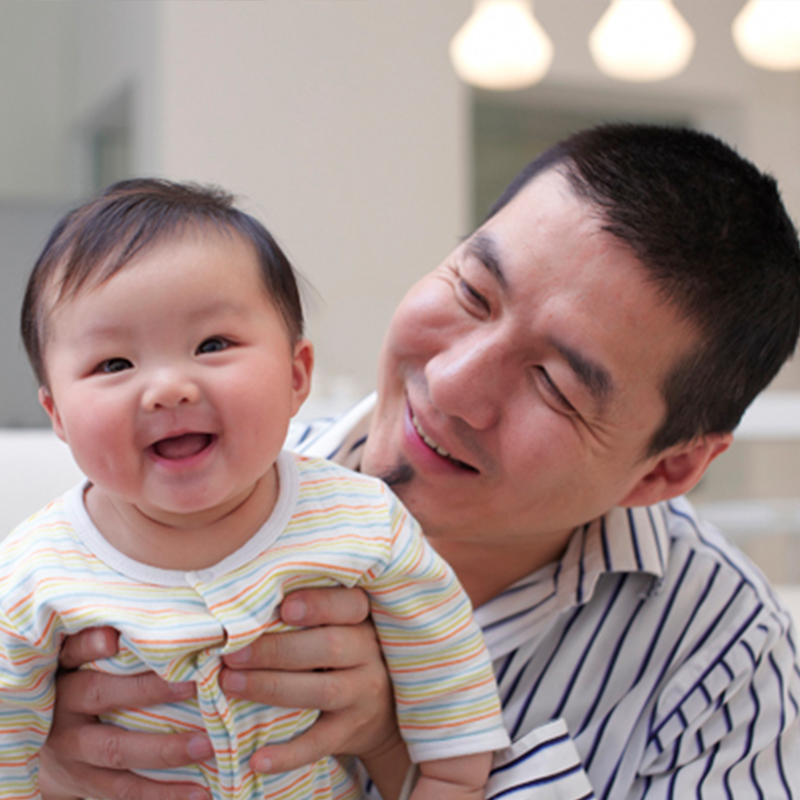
[290,394,800,799]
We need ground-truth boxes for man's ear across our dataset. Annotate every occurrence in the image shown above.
[620,432,732,508]
[38,386,66,442]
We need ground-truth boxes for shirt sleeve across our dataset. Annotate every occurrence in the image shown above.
[360,485,510,764]
[0,602,59,798]
[486,719,595,800]
[633,599,800,799]
[482,603,800,800]
[370,722,595,800]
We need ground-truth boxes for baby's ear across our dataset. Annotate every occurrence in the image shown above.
[38,386,66,442]
[290,338,314,415]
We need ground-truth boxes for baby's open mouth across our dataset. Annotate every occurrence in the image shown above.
[152,433,214,460]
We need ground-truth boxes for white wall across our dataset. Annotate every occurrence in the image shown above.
[2,0,800,413]
[531,1,800,232]
[0,2,73,199]
[3,0,800,583]
[137,0,800,400]
[69,1,161,190]
[155,1,470,404]
[0,0,473,414]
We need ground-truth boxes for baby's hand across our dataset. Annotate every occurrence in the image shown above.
[411,752,494,800]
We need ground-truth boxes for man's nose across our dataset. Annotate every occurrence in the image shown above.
[426,336,505,430]
[142,369,201,411]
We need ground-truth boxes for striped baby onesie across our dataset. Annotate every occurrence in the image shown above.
[0,451,508,799]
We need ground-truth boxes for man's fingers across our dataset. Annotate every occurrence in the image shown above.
[249,713,350,775]
[52,722,213,772]
[219,585,397,776]
[221,667,359,711]
[56,668,195,716]
[58,628,120,670]
[93,772,210,800]
[279,586,371,628]
[45,633,214,800]
[40,758,210,800]
[39,736,211,800]
[223,620,380,672]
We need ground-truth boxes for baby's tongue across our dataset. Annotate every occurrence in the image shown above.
[153,433,211,460]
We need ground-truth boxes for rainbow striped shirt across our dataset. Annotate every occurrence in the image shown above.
[0,451,508,799]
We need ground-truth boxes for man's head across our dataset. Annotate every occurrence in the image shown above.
[489,124,800,456]
[364,125,800,590]
[21,178,305,389]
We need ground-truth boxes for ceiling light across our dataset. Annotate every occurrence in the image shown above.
[589,0,695,82]
[449,0,554,91]
[732,0,800,71]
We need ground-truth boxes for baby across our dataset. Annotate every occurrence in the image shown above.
[0,180,509,800]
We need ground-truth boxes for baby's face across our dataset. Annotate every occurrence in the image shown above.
[39,230,312,528]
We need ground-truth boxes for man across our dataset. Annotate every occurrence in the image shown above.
[38,125,800,799]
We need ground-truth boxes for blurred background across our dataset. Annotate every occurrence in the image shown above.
[1,0,800,588]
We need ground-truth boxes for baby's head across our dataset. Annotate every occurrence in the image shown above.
[20,179,313,541]
[22,178,305,388]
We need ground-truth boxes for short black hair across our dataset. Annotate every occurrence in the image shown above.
[488,124,800,455]
[21,178,304,386]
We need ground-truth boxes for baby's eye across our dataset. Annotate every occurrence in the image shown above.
[196,337,230,354]
[97,358,133,374]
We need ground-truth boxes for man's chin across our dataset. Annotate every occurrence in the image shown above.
[377,462,414,488]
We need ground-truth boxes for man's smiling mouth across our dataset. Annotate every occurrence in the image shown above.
[411,413,477,471]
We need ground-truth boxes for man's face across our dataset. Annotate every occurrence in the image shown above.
[363,170,699,575]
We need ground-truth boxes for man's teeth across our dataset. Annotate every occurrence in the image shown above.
[412,414,453,459]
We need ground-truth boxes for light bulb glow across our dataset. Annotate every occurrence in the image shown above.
[732,0,800,71]
[449,0,553,91]
[589,0,695,82]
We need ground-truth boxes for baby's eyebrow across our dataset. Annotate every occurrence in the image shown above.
[69,322,127,343]
[68,299,254,343]
[186,299,255,320]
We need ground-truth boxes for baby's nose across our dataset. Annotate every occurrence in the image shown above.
[142,370,201,411]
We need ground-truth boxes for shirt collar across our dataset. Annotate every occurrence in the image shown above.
[297,393,376,469]
[476,503,670,658]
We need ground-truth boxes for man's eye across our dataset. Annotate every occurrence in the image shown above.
[98,358,132,374]
[536,367,577,414]
[458,278,490,314]
[197,337,229,354]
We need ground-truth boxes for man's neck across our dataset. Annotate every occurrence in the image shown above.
[428,531,574,609]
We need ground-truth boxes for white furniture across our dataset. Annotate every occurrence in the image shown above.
[0,429,83,534]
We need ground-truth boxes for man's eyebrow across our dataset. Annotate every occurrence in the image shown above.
[466,233,509,292]
[549,337,614,406]
[466,232,612,404]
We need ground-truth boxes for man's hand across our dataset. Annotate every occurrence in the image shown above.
[39,587,406,800]
[39,627,213,800]
[220,586,408,794]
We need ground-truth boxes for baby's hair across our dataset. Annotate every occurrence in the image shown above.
[21,178,304,387]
